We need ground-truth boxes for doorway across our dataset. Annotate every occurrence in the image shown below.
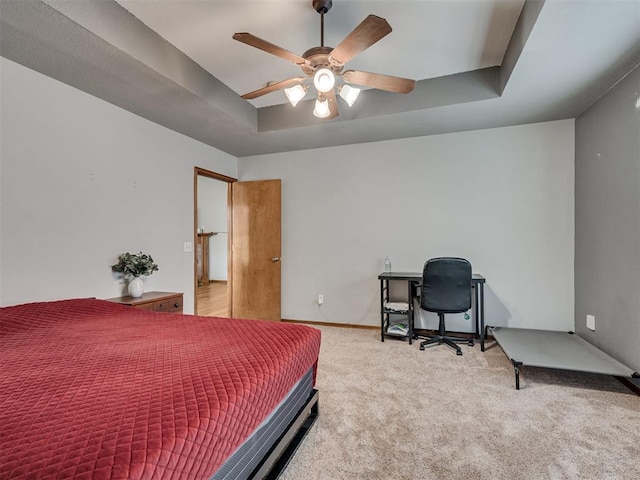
[194,167,235,317]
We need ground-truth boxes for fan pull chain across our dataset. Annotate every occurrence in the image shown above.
[320,12,324,47]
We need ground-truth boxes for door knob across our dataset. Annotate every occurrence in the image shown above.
[272,257,280,262]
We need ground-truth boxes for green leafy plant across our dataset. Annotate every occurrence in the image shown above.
[111,252,159,278]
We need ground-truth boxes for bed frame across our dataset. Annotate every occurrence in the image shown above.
[250,389,319,479]
[488,326,639,390]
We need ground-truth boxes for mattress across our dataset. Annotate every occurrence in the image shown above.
[0,299,321,479]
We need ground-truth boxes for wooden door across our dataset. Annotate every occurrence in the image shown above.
[230,179,281,321]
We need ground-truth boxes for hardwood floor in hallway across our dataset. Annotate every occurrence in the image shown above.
[196,281,229,317]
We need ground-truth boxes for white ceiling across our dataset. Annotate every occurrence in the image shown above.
[115,0,525,108]
[1,0,639,157]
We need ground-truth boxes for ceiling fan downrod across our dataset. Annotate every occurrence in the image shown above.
[313,0,332,47]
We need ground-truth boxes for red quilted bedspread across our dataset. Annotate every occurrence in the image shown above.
[0,299,321,479]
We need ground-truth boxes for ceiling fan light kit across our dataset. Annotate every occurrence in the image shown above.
[284,84,307,107]
[313,97,331,118]
[313,68,336,93]
[233,0,415,120]
[339,84,360,107]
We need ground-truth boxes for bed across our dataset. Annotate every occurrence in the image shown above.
[0,298,321,479]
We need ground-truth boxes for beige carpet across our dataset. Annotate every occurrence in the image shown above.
[280,325,640,480]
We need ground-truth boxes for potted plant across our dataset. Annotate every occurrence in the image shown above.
[111,251,158,297]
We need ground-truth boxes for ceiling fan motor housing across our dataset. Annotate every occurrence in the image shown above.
[313,0,332,14]
[301,46,342,76]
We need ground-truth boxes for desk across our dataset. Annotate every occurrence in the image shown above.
[378,272,487,350]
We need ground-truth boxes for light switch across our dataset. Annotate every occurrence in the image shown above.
[184,242,193,252]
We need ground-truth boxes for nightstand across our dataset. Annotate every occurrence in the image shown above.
[106,291,183,314]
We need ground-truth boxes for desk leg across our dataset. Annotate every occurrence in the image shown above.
[380,279,385,342]
[407,280,413,345]
[479,282,486,352]
[473,284,480,339]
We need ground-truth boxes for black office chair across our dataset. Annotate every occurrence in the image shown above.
[418,257,474,356]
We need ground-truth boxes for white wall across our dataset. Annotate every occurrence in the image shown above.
[0,58,237,312]
[239,120,575,331]
[0,57,576,331]
[197,176,228,281]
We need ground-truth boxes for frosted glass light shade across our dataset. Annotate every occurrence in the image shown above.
[339,84,361,107]
[284,84,306,107]
[313,98,331,118]
[313,68,335,93]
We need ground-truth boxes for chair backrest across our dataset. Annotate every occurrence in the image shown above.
[420,257,472,313]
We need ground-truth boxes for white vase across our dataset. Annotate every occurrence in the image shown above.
[128,277,144,298]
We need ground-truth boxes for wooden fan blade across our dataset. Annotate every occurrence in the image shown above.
[342,70,415,94]
[329,15,392,66]
[233,32,307,65]
[326,89,339,119]
[241,77,306,100]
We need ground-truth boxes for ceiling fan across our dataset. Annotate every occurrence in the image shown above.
[232,0,416,119]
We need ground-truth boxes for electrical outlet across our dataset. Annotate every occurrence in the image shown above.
[586,314,595,331]
[184,241,193,252]
[318,294,324,305]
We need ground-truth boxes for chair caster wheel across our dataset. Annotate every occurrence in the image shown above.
[468,340,474,346]
[420,345,425,351]
[456,350,463,356]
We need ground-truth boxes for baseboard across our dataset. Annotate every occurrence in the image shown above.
[414,328,494,341]
[414,328,475,339]
[615,376,640,396]
[280,320,496,340]
[281,319,378,331]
